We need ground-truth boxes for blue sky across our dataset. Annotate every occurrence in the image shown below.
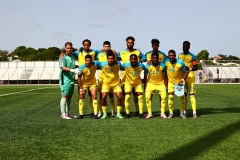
[1,0,240,57]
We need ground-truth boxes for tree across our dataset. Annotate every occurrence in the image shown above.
[196,50,209,61]
[228,55,239,60]
[19,47,37,61]
[13,46,26,57]
[0,50,8,61]
[218,54,239,60]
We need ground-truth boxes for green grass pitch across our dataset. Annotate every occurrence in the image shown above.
[0,84,240,160]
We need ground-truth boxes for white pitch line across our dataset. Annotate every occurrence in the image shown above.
[0,86,57,97]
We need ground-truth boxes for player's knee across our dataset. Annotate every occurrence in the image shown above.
[101,94,107,100]
[91,95,97,99]
[116,94,122,100]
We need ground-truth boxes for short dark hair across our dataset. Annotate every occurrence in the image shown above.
[130,54,137,59]
[151,39,160,44]
[151,52,159,57]
[168,49,176,55]
[107,51,115,58]
[126,36,135,42]
[82,39,91,46]
[183,41,190,46]
[103,41,111,46]
[65,42,72,47]
[85,54,92,60]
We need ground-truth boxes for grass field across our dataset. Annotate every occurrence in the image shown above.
[0,84,240,160]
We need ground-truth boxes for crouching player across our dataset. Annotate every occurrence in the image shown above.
[77,55,98,119]
[122,54,147,119]
[145,53,168,119]
[98,52,124,119]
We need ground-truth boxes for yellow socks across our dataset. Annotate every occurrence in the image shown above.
[102,106,107,116]
[117,106,121,114]
[190,95,197,113]
[168,95,174,114]
[93,99,98,115]
[78,99,84,115]
[180,96,186,113]
[138,95,143,114]
[160,94,166,115]
[124,95,131,114]
[145,93,152,115]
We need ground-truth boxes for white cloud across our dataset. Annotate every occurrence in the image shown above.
[31,22,42,29]
[50,32,73,41]
[115,0,130,13]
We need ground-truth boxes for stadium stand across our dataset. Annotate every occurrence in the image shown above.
[0,60,239,84]
[202,60,240,83]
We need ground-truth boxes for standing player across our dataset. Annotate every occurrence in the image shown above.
[77,55,98,119]
[145,39,167,64]
[118,36,146,115]
[59,42,81,119]
[178,41,198,118]
[165,50,189,118]
[97,41,117,117]
[145,53,168,119]
[122,54,147,119]
[73,39,100,117]
[98,52,124,119]
[145,38,168,106]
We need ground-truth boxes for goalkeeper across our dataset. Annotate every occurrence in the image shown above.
[59,42,81,119]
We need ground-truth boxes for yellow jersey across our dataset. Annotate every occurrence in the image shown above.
[165,59,187,84]
[146,62,166,85]
[78,61,98,85]
[98,61,121,87]
[178,52,197,82]
[118,49,145,63]
[122,62,146,84]
[145,50,167,62]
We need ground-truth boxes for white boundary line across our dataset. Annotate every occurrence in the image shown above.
[0,86,57,97]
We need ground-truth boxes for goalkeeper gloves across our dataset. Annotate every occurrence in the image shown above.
[70,68,82,75]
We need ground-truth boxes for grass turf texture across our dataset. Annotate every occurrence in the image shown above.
[0,84,240,160]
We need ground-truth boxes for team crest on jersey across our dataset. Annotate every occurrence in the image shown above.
[60,62,64,67]
[152,70,159,74]
[170,67,174,72]
[132,71,136,76]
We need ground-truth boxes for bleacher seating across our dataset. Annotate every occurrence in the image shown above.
[1,60,239,83]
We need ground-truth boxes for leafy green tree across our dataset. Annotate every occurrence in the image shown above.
[13,46,26,57]
[218,54,228,60]
[196,50,209,61]
[20,47,37,61]
[0,50,8,61]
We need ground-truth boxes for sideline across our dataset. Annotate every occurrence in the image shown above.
[0,86,57,97]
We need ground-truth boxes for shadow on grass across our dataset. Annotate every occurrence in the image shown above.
[197,107,240,115]
[154,121,240,160]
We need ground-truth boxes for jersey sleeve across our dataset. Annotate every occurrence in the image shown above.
[72,51,79,59]
[59,57,66,69]
[179,60,187,72]
[140,51,146,62]
[117,51,122,61]
[161,63,167,74]
[97,61,103,70]
[191,54,197,65]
